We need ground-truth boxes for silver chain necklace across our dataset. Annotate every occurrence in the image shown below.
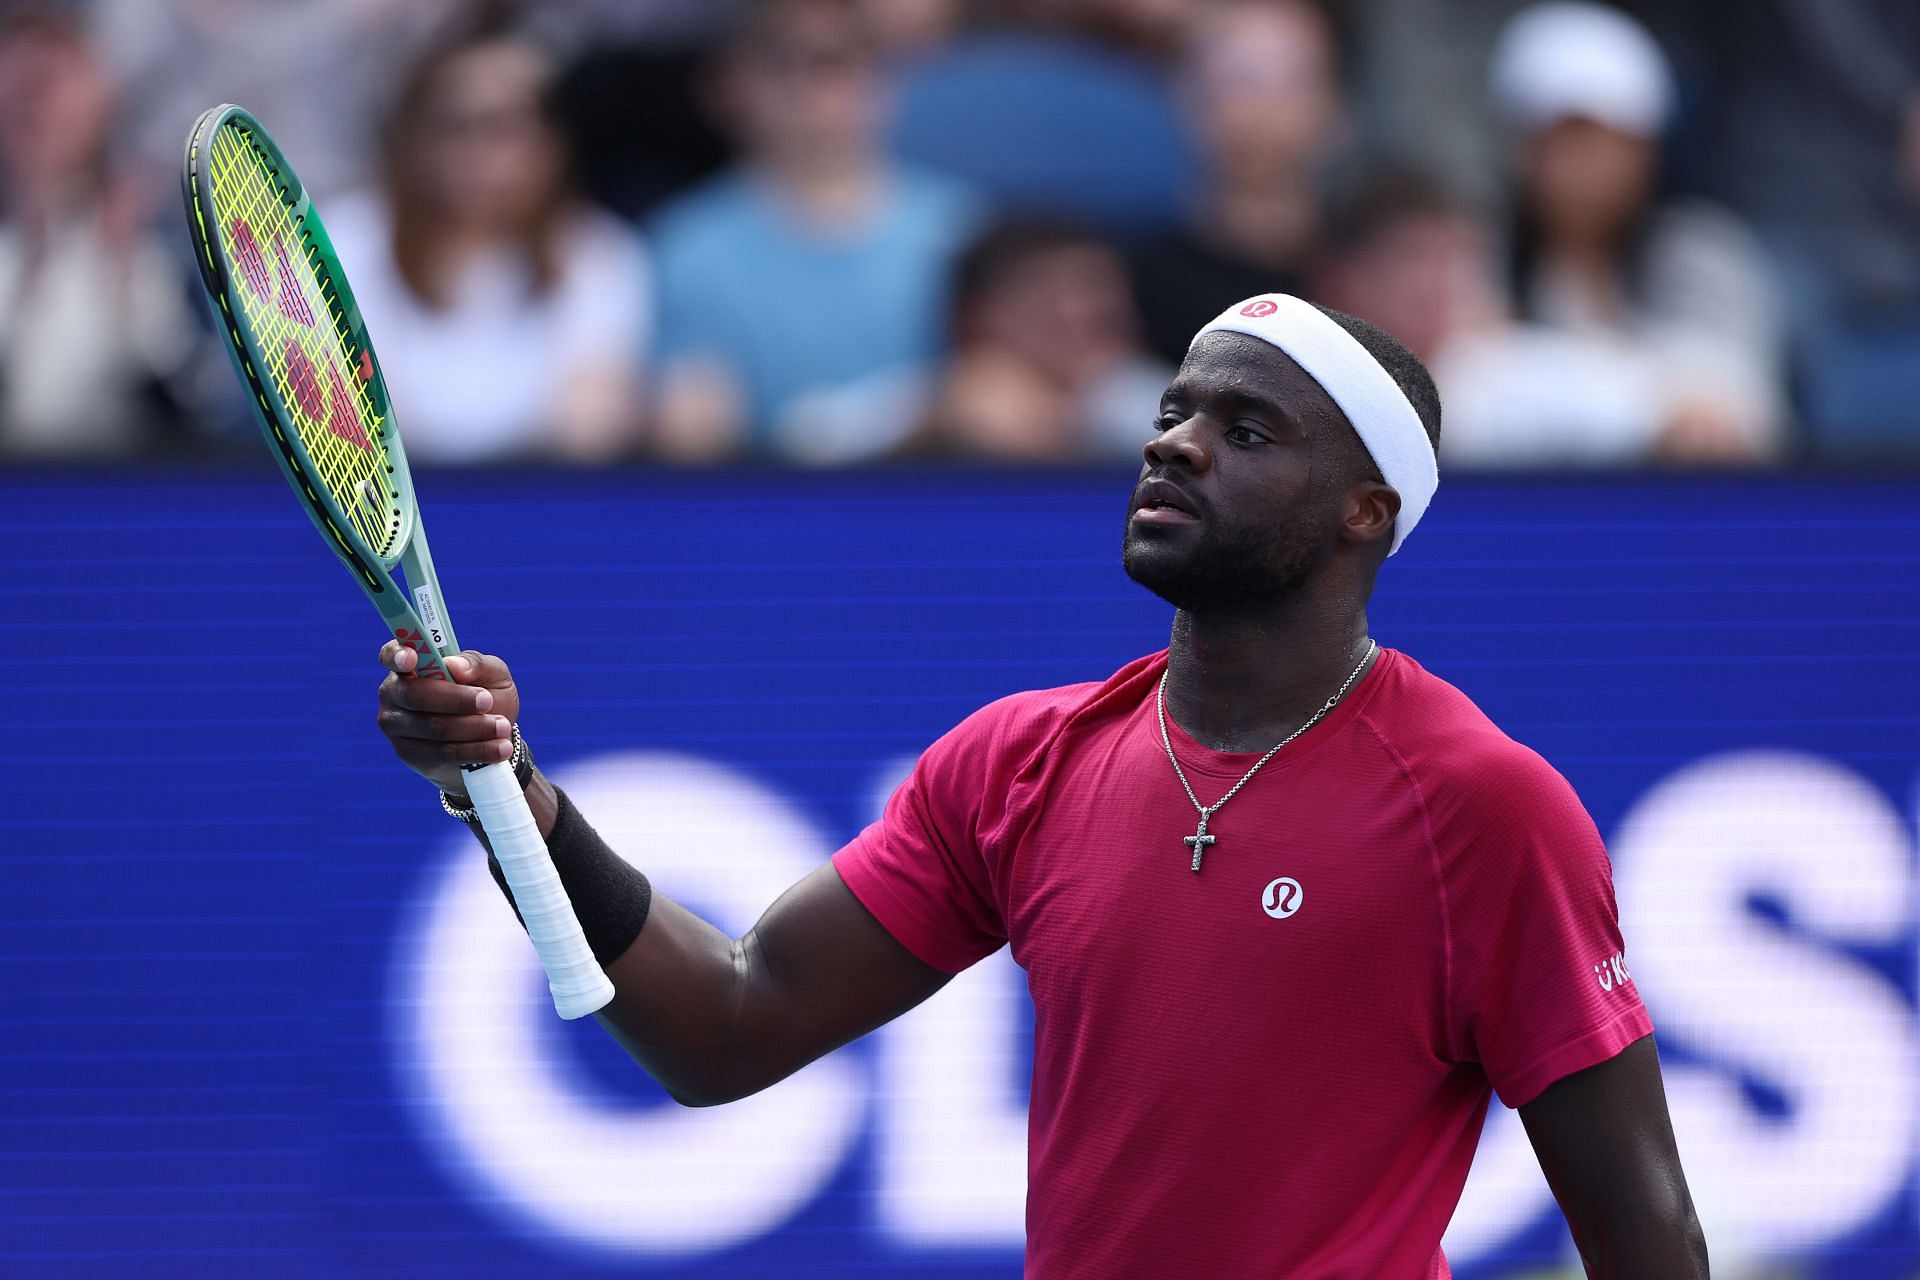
[1157,638,1377,873]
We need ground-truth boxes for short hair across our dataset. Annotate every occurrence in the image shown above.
[1310,303,1443,456]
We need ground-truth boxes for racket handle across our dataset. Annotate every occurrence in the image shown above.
[465,761,616,1020]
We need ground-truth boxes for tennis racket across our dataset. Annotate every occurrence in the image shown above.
[181,103,614,1021]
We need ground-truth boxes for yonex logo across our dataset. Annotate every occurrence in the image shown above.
[1261,876,1303,919]
[1240,299,1279,318]
[230,217,273,301]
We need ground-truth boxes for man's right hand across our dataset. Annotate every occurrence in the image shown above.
[376,644,522,795]
[372,641,953,1107]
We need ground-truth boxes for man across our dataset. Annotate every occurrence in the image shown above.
[647,0,978,461]
[377,295,1709,1277]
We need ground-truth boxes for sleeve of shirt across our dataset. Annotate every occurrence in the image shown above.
[1441,746,1654,1108]
[832,702,1016,975]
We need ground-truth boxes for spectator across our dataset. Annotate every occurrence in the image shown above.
[0,8,199,457]
[648,0,979,462]
[887,218,1171,462]
[1681,0,1920,460]
[1310,169,1506,372]
[325,16,648,464]
[1131,0,1343,365]
[1308,165,1656,470]
[1436,1,1785,468]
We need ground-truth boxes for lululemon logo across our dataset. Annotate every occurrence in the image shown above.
[1261,877,1303,919]
[1240,299,1279,318]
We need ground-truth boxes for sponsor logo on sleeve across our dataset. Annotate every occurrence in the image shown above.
[1593,951,1633,992]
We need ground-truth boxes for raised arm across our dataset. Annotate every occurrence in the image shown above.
[1518,1035,1709,1278]
[376,644,952,1106]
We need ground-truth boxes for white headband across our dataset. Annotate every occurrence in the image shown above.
[1191,293,1437,555]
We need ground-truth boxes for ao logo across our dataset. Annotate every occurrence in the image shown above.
[396,749,1918,1269]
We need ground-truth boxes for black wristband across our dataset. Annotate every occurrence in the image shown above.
[485,785,653,966]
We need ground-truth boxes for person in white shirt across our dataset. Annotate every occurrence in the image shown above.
[326,17,648,465]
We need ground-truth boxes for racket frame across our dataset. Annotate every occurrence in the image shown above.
[183,104,457,678]
[183,104,612,1020]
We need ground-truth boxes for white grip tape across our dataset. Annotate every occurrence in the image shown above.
[465,761,616,1020]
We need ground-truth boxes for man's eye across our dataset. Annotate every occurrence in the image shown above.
[1150,414,1181,434]
[1227,423,1267,443]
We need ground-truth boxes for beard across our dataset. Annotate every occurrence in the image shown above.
[1121,494,1331,615]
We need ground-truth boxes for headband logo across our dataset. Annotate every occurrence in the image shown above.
[1239,299,1279,318]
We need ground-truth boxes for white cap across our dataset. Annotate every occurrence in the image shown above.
[1490,2,1674,138]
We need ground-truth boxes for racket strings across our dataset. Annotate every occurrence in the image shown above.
[207,124,402,559]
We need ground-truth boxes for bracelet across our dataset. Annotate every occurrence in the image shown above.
[440,724,532,823]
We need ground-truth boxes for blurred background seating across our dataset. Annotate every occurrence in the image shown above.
[0,0,1913,466]
[1672,0,1920,462]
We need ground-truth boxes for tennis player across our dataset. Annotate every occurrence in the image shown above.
[377,294,1707,1277]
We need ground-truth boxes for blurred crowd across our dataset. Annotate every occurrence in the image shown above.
[1,0,1917,469]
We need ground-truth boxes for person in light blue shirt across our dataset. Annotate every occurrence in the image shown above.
[648,0,978,462]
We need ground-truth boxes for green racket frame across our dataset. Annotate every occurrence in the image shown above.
[182,103,614,1021]
[182,103,460,681]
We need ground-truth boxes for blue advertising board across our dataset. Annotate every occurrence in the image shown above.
[1,467,1915,1277]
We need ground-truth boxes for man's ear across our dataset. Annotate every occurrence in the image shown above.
[1343,482,1401,548]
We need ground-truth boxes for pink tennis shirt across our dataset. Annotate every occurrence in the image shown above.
[834,647,1651,1278]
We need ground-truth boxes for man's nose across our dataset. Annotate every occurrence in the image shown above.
[1143,418,1211,471]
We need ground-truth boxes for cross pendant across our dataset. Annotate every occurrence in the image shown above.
[1184,815,1216,873]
